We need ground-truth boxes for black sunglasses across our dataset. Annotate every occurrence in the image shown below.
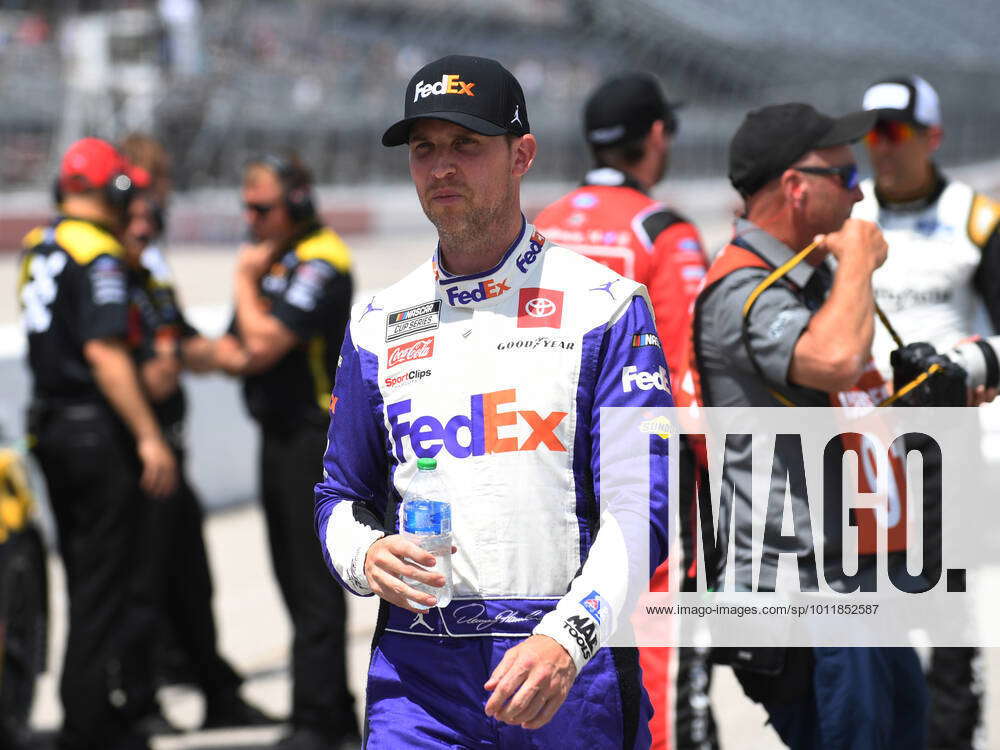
[792,163,860,191]
[244,201,277,216]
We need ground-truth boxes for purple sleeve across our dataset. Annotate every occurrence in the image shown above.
[534,293,672,670]
[592,293,672,574]
[314,324,393,596]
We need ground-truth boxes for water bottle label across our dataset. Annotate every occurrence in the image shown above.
[403,499,452,535]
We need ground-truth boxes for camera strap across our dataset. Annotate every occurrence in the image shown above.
[740,240,912,407]
[739,239,819,407]
[728,240,912,552]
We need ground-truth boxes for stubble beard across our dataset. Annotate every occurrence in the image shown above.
[425,179,518,262]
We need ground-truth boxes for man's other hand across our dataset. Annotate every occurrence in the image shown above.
[236,242,275,279]
[484,634,577,730]
[137,435,177,498]
[969,385,999,406]
[816,218,888,271]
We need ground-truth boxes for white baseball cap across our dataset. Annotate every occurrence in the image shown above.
[862,75,941,127]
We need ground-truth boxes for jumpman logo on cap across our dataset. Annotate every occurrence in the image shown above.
[511,105,522,127]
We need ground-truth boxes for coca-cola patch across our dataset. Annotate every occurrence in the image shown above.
[387,336,435,369]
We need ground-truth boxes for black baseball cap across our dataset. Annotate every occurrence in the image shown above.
[584,72,677,147]
[728,103,876,197]
[382,55,530,147]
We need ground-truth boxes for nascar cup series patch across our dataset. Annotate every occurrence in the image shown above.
[386,300,441,342]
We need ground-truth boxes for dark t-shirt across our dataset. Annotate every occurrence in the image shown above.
[235,225,354,432]
[20,218,129,404]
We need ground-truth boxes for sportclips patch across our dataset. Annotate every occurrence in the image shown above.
[386,300,441,342]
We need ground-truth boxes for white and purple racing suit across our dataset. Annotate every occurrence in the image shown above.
[315,221,671,748]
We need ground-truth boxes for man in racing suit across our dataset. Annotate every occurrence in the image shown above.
[534,72,711,750]
[315,55,671,748]
[535,72,707,387]
[116,181,275,732]
[853,75,1000,750]
[854,75,1000,376]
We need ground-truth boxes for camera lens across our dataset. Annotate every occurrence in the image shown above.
[944,336,1000,390]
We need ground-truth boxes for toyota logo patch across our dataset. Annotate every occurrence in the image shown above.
[518,288,563,328]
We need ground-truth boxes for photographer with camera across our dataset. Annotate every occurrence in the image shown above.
[682,103,927,748]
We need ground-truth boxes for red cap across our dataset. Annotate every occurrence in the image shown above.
[58,137,151,193]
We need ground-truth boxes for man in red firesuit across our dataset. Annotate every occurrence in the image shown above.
[535,72,713,750]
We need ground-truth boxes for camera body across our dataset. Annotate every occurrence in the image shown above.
[890,336,1000,406]
[890,343,966,406]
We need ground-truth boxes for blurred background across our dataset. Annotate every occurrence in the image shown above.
[5,0,1000,504]
[2,0,1000,191]
[2,1,1000,746]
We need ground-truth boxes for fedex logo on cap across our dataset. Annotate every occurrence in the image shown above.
[413,74,476,102]
[387,388,567,461]
[446,278,510,306]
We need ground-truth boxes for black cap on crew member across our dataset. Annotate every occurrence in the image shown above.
[381,55,530,147]
[728,102,876,198]
[583,72,677,147]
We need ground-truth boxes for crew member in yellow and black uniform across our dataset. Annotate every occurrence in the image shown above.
[19,138,176,750]
[116,185,275,733]
[214,155,358,750]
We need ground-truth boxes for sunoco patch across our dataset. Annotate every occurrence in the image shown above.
[386,300,441,342]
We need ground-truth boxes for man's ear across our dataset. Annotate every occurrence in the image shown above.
[512,134,537,177]
[781,168,806,210]
[646,120,666,151]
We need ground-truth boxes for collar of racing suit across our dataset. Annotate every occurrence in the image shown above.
[873,164,947,212]
[434,216,547,310]
[582,166,646,193]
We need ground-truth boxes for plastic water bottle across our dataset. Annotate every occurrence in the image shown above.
[399,457,453,609]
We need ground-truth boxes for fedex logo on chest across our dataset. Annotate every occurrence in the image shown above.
[387,388,567,461]
[446,277,510,306]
